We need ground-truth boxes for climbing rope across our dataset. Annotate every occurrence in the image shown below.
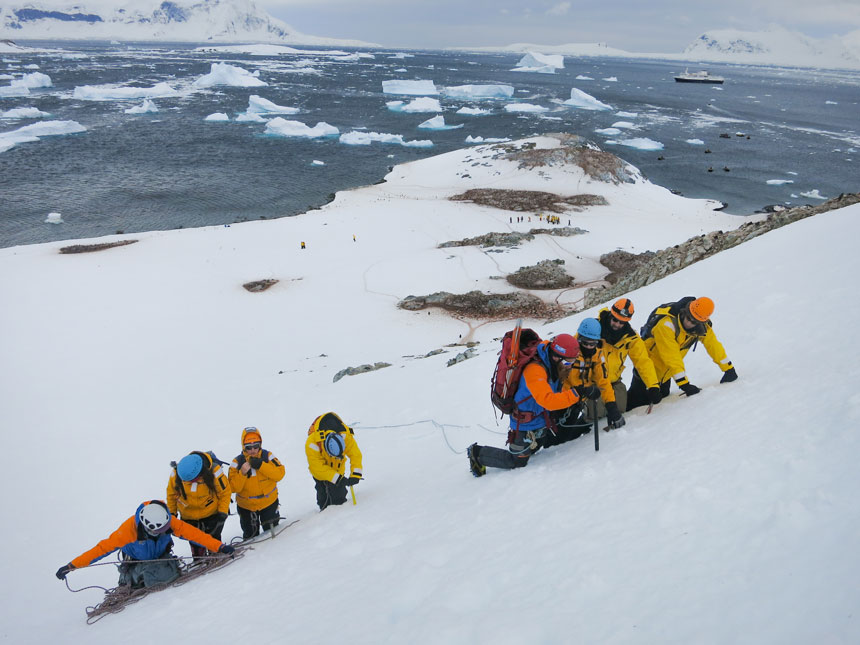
[352,418,501,455]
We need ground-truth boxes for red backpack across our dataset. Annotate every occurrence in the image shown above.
[490,321,542,416]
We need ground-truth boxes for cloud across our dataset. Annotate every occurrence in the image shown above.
[546,2,572,16]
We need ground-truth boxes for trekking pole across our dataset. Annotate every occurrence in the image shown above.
[592,399,599,451]
[350,486,357,505]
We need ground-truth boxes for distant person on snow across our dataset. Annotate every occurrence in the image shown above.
[563,318,626,431]
[305,412,363,510]
[626,296,737,410]
[54,500,234,589]
[468,334,582,476]
[597,298,662,413]
[167,451,232,558]
[229,427,285,540]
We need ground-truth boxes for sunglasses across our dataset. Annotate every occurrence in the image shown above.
[244,442,262,450]
[579,339,599,349]
[681,312,705,332]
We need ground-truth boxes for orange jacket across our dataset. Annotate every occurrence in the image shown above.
[70,516,222,570]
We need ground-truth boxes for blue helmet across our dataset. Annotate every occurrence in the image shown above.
[177,453,204,481]
[324,432,346,459]
[577,318,602,340]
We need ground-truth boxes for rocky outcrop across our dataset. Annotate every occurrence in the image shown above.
[332,362,391,383]
[507,259,574,289]
[449,188,607,213]
[398,290,564,319]
[439,226,587,249]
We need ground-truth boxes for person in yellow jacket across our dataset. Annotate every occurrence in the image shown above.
[305,412,363,510]
[561,318,626,432]
[627,296,738,410]
[229,427,286,540]
[598,298,662,413]
[167,451,231,557]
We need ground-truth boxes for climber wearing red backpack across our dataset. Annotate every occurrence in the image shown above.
[468,334,581,477]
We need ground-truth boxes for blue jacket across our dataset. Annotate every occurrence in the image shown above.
[511,342,576,431]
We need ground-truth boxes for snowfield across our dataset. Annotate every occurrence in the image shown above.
[0,137,858,643]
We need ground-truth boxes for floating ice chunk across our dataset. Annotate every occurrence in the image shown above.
[0,119,86,154]
[0,85,29,97]
[444,84,514,99]
[504,103,549,113]
[418,115,463,130]
[246,95,300,115]
[1,106,49,119]
[394,68,408,72]
[204,112,230,122]
[767,179,795,185]
[125,99,158,114]
[513,52,564,74]
[236,112,267,123]
[265,118,339,138]
[73,82,177,101]
[45,212,63,224]
[616,111,638,117]
[386,97,442,113]
[611,121,636,129]
[339,131,433,148]
[24,64,39,70]
[787,171,798,175]
[382,80,438,95]
[456,106,491,115]
[825,100,838,105]
[389,53,414,59]
[10,72,52,89]
[575,75,594,80]
[465,135,510,144]
[799,189,827,199]
[602,76,618,82]
[311,160,325,166]
[564,88,611,111]
[0,74,12,80]
[193,63,268,88]
[595,127,621,135]
[605,137,664,151]
[686,139,705,145]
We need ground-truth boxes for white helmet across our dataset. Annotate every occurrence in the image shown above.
[138,503,171,536]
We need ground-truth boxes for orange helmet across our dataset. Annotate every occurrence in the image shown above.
[688,297,714,322]
[610,298,634,321]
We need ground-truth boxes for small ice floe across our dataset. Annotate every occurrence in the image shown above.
[386,97,442,113]
[512,52,564,74]
[575,74,594,80]
[382,79,438,95]
[800,189,827,200]
[595,127,621,136]
[686,139,705,145]
[193,63,267,88]
[24,64,39,70]
[564,88,611,111]
[45,212,63,224]
[311,160,325,166]
[443,84,514,99]
[204,112,230,122]
[339,131,433,148]
[605,137,664,151]
[11,72,52,89]
[0,120,86,154]
[504,103,549,113]
[394,68,408,73]
[456,106,490,115]
[246,95,300,115]
[74,82,177,100]
[616,111,638,118]
[825,100,838,105]
[1,106,49,119]
[611,121,637,129]
[602,76,618,82]
[787,171,798,175]
[0,84,30,97]
[236,112,267,123]
[418,115,463,130]
[766,179,795,185]
[125,98,158,114]
[464,135,510,144]
[265,118,339,138]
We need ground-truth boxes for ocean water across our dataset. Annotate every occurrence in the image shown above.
[1,42,859,249]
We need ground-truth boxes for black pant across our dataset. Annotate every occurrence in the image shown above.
[237,499,280,539]
[543,403,590,447]
[626,370,671,411]
[474,429,542,470]
[315,478,348,510]
[182,513,225,557]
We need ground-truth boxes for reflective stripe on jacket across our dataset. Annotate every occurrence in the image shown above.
[563,345,615,403]
[229,428,285,512]
[305,413,363,483]
[166,453,231,520]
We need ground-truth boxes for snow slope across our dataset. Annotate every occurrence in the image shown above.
[0,139,858,643]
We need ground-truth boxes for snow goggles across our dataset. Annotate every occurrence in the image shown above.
[579,339,599,349]
[244,442,262,450]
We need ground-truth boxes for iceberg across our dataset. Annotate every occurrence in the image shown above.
[0,85,29,97]
[235,112,267,123]
[386,97,442,113]
[611,121,637,129]
[616,111,638,118]
[800,189,827,199]
[418,115,463,130]
[767,179,795,185]
[1,107,50,119]
[456,106,491,115]
[10,72,52,89]
[564,88,612,111]
[443,85,514,99]
[339,131,433,148]
[265,118,339,138]
[504,103,549,113]
[606,137,664,151]
[575,75,594,80]
[465,135,510,144]
[125,99,158,114]
[73,82,178,101]
[595,127,622,135]
[686,139,705,145]
[204,113,230,122]
[311,160,325,166]
[44,212,63,224]
[512,52,564,74]
[382,80,438,95]
[246,95,300,115]
[603,76,618,82]
[0,119,86,154]
[193,63,268,88]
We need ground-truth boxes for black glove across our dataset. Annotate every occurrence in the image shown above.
[680,383,701,396]
[248,457,263,470]
[605,402,626,429]
[720,367,738,383]
[55,563,72,580]
[578,384,600,400]
[647,387,662,405]
[218,544,235,555]
[343,476,361,486]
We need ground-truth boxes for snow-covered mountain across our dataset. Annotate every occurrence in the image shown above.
[0,0,372,46]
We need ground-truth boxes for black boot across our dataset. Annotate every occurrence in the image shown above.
[467,443,486,477]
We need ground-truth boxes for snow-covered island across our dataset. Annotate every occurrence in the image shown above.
[2,132,859,642]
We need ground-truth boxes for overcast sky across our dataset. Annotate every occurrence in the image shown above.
[258,0,860,51]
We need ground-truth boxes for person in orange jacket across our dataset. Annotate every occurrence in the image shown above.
[54,500,234,589]
[229,427,286,539]
[167,451,231,558]
[305,412,363,510]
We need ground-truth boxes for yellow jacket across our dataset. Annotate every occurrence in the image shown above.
[305,412,363,483]
[229,428,285,512]
[644,308,733,386]
[563,344,615,403]
[166,452,231,520]
[598,308,659,388]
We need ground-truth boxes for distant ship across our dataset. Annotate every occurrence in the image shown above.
[674,69,725,84]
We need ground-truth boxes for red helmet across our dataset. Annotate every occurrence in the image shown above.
[549,334,579,358]
[610,298,634,322]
